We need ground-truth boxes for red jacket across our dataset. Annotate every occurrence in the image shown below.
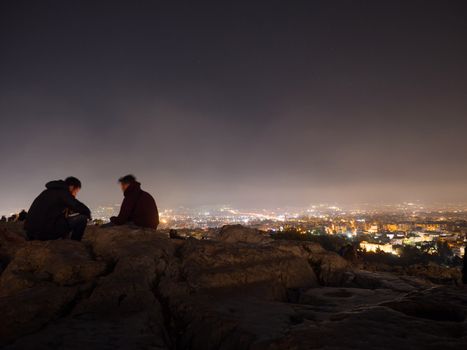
[110,182,159,229]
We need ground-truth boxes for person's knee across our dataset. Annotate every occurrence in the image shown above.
[76,214,88,222]
[68,215,88,241]
[69,214,88,225]
[78,215,88,223]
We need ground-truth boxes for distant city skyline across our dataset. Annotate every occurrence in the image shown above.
[3,199,467,218]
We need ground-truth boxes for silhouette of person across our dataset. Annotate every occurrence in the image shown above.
[109,175,159,230]
[24,177,91,241]
[17,210,27,222]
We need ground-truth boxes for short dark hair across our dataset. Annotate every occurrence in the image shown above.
[65,176,82,189]
[119,174,137,184]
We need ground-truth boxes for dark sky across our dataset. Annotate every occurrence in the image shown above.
[1,0,467,213]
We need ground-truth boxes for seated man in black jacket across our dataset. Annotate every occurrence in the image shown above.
[24,177,91,241]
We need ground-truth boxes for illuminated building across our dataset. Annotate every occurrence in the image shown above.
[360,241,399,255]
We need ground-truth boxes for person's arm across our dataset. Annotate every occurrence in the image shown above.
[110,196,134,225]
[62,193,91,219]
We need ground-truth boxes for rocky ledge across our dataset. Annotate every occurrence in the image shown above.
[0,223,466,349]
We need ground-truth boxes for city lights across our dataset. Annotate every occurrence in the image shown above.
[90,202,467,258]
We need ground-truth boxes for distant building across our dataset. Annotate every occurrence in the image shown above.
[360,241,398,255]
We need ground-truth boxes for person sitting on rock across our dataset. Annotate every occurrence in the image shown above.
[17,210,28,221]
[109,174,159,230]
[24,177,91,241]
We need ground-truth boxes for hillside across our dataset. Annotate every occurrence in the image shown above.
[1,223,466,349]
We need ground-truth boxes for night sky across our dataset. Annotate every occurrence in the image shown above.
[1,0,467,213]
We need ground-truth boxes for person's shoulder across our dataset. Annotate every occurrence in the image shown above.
[141,189,152,197]
[58,189,77,202]
[141,190,156,200]
[40,187,65,197]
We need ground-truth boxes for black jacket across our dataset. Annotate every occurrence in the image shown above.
[110,182,159,229]
[24,180,91,239]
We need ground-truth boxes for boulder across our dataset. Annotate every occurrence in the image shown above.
[404,262,462,285]
[83,224,175,259]
[273,240,352,285]
[298,287,403,317]
[0,239,108,344]
[0,240,107,297]
[2,225,175,349]
[4,313,170,350]
[216,224,273,244]
[268,297,467,350]
[176,238,318,294]
[1,223,467,349]
[343,269,432,292]
[171,295,302,350]
[0,285,79,345]
[382,286,467,322]
[0,226,27,274]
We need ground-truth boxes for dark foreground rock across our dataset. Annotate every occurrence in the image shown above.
[0,223,466,349]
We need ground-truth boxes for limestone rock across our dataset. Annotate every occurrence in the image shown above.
[273,240,352,285]
[268,295,467,350]
[177,238,318,293]
[0,240,107,297]
[0,285,79,345]
[1,223,466,349]
[404,262,462,285]
[216,224,273,244]
[0,226,27,274]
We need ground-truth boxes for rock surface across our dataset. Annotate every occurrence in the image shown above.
[217,224,274,244]
[0,223,466,349]
[0,226,27,274]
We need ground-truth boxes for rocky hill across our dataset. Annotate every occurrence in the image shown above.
[0,223,466,349]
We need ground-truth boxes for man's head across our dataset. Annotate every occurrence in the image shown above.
[65,177,82,197]
[118,174,137,192]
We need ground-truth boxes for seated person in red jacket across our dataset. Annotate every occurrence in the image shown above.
[109,175,159,230]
